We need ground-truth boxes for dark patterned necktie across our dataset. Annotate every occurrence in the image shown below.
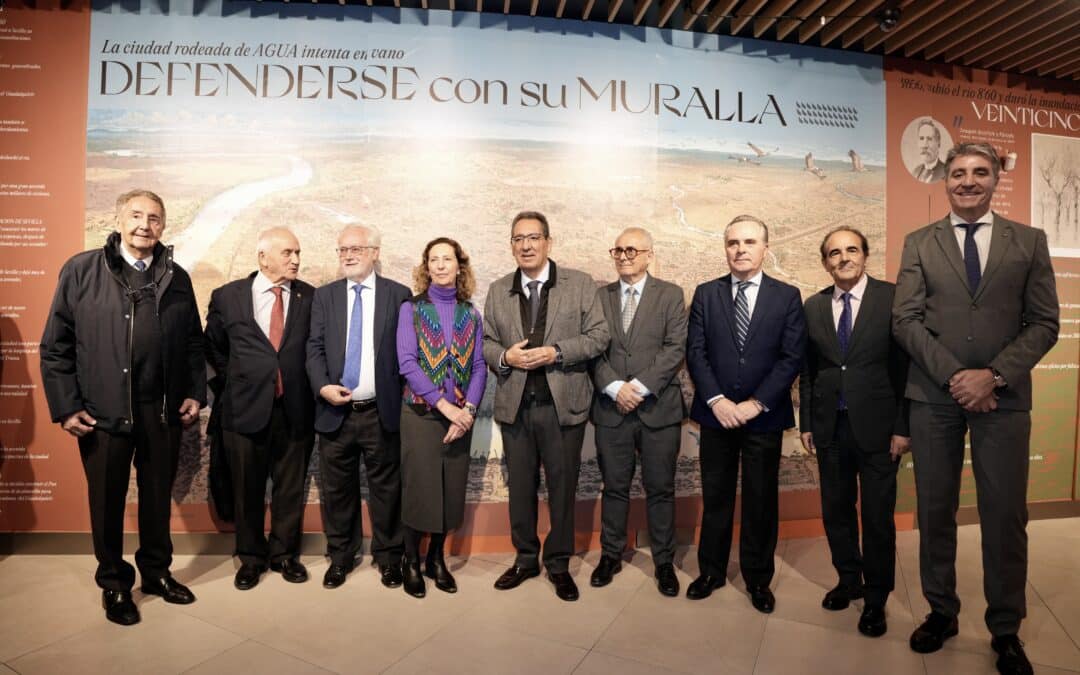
[734,281,751,350]
[837,292,852,411]
[527,280,541,332]
[960,222,982,293]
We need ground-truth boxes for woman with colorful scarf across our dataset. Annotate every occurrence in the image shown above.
[395,237,487,598]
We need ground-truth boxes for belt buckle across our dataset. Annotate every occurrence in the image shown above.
[351,399,376,412]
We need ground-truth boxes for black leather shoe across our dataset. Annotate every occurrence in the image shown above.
[403,560,426,598]
[270,558,309,584]
[748,585,775,614]
[234,565,264,591]
[322,564,350,589]
[822,583,864,611]
[589,556,622,588]
[655,563,680,597]
[548,571,579,601]
[910,612,959,653]
[425,555,457,594]
[858,605,888,637]
[686,574,725,600]
[494,565,541,591]
[379,561,404,588]
[991,635,1034,675]
[102,590,140,626]
[141,575,196,604]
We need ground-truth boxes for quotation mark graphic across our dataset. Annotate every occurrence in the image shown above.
[953,114,964,128]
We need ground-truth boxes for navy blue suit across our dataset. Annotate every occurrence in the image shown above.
[305,275,410,568]
[686,272,806,586]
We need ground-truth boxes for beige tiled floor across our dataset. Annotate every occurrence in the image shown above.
[2,517,1080,674]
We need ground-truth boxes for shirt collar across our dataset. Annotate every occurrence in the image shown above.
[619,273,649,297]
[519,260,551,289]
[833,273,868,302]
[254,271,290,294]
[731,270,763,287]
[119,244,153,270]
[949,209,994,227]
[348,270,376,292]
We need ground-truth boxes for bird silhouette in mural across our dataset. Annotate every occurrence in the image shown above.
[804,152,827,179]
[747,142,778,158]
[728,155,762,166]
[848,149,870,172]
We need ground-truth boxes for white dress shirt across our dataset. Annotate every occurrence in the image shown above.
[950,210,994,275]
[604,274,652,401]
[519,260,551,298]
[832,273,867,331]
[252,271,291,341]
[730,269,764,317]
[346,272,378,401]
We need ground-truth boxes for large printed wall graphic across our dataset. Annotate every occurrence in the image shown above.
[0,0,1076,536]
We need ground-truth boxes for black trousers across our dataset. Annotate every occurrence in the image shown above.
[223,399,314,568]
[595,415,680,566]
[816,411,897,606]
[501,400,585,574]
[697,426,782,587]
[77,401,180,592]
[317,405,403,568]
[910,401,1031,636]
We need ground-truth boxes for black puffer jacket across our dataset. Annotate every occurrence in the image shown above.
[40,232,206,433]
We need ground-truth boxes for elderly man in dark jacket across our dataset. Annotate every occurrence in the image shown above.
[40,189,205,626]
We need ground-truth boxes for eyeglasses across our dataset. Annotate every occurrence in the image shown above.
[511,234,546,246]
[337,246,378,257]
[609,247,650,260]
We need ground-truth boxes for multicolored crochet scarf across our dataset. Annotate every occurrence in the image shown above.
[404,297,478,407]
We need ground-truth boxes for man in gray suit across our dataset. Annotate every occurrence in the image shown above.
[589,227,687,597]
[482,211,609,601]
[800,226,909,637]
[894,142,1059,675]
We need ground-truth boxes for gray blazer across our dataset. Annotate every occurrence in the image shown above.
[482,260,609,426]
[892,214,1059,410]
[591,275,687,429]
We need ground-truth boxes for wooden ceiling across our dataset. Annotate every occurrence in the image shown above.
[307,0,1080,83]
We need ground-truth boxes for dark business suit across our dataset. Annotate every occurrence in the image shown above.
[893,214,1058,636]
[591,275,687,566]
[686,273,806,586]
[799,276,908,606]
[306,275,410,568]
[205,273,315,567]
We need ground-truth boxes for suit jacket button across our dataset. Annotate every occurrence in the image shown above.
[841,365,847,371]
[971,304,977,310]
[967,336,973,341]
[739,358,745,364]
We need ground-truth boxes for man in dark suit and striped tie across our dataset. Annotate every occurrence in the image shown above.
[685,215,806,613]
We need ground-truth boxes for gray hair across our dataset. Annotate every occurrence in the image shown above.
[724,214,769,243]
[945,142,1001,179]
[339,223,382,247]
[617,226,654,248]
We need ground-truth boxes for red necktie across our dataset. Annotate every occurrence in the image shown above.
[269,286,285,398]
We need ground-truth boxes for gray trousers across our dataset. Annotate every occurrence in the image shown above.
[910,401,1031,636]
[595,415,680,567]
[501,400,585,574]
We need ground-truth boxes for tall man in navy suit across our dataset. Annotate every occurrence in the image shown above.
[306,224,410,589]
[205,227,315,590]
[685,214,806,613]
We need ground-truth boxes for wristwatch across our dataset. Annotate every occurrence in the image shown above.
[991,368,1007,389]
[553,345,564,365]
[464,402,478,416]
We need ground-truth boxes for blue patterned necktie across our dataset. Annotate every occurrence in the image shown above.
[133,260,147,272]
[960,222,982,294]
[837,292,852,356]
[837,291,852,411]
[734,281,751,351]
[341,284,364,391]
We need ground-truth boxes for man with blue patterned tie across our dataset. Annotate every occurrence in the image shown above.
[799,227,909,637]
[894,143,1059,674]
[306,224,410,589]
[685,215,806,613]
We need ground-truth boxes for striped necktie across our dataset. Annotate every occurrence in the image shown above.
[734,281,751,350]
